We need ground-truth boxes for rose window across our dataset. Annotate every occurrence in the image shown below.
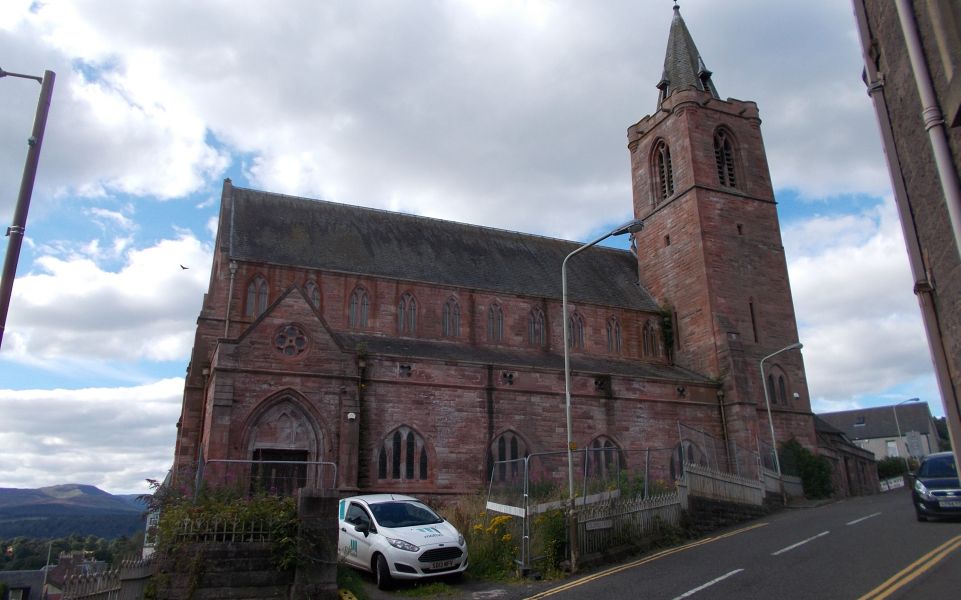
[275,324,308,356]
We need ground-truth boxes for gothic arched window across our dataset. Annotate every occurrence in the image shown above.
[245,276,269,317]
[488,431,529,482]
[714,128,738,188]
[767,373,777,405]
[442,296,461,337]
[348,286,369,328]
[397,292,417,335]
[488,302,504,343]
[528,308,546,347]
[606,317,622,353]
[653,139,674,203]
[642,320,659,357]
[377,426,428,481]
[778,375,788,405]
[587,435,623,481]
[304,280,321,309]
[568,312,585,349]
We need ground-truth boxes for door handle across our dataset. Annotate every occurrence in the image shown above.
[341,527,347,532]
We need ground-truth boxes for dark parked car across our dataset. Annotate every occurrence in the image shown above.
[912,451,961,521]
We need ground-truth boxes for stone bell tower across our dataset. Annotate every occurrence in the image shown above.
[628,5,815,450]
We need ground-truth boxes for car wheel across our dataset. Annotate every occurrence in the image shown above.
[375,554,393,590]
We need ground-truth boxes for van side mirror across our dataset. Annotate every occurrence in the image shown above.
[354,522,370,537]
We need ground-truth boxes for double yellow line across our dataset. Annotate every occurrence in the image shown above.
[525,522,768,599]
[859,534,961,600]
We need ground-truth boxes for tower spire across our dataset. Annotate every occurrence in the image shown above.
[656,4,719,108]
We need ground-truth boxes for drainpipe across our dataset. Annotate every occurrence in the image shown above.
[853,0,961,465]
[894,0,961,261]
[224,261,238,337]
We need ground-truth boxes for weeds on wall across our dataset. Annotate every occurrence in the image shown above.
[149,484,300,570]
[779,438,834,499]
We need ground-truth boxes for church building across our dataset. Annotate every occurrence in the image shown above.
[172,6,815,497]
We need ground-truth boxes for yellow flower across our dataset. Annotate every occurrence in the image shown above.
[501,533,512,543]
[473,524,483,532]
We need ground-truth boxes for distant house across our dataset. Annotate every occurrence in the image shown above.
[0,569,45,600]
[819,401,942,461]
[814,416,879,496]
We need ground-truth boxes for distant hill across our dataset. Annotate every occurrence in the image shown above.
[0,484,147,539]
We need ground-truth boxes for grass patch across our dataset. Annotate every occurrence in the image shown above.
[395,580,459,597]
[337,565,368,600]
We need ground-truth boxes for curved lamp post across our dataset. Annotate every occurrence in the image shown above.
[0,67,55,349]
[893,397,921,473]
[760,342,803,477]
[561,216,643,571]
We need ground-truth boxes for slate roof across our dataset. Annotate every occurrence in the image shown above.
[339,332,713,383]
[227,185,659,311]
[818,402,935,441]
[657,5,719,108]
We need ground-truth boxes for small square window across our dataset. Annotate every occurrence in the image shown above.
[664,234,671,246]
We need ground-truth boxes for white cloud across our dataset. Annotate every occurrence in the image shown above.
[0,378,183,493]
[4,233,211,365]
[784,199,936,409]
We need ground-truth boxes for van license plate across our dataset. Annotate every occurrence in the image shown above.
[431,559,455,569]
[939,500,961,508]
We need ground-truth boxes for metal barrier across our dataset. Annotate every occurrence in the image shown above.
[485,447,678,573]
[197,459,337,498]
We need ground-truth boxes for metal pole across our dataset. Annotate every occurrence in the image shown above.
[760,342,802,503]
[892,398,920,474]
[759,342,803,474]
[644,448,650,499]
[0,69,55,349]
[560,217,642,573]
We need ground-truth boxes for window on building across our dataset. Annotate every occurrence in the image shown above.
[528,307,546,346]
[568,312,585,349]
[397,292,417,335]
[377,426,428,481]
[653,139,674,203]
[489,431,528,482]
[767,374,777,405]
[587,436,622,480]
[855,416,866,427]
[304,280,321,309]
[606,317,622,353]
[778,375,787,405]
[714,128,737,188]
[749,301,759,343]
[488,302,504,342]
[348,286,369,328]
[442,296,461,337]
[886,440,899,458]
[642,320,659,357]
[245,276,269,317]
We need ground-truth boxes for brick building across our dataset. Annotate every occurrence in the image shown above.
[172,6,816,496]
[851,1,961,460]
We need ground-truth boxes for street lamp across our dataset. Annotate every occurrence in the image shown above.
[893,398,921,474]
[759,342,803,478]
[0,67,55,349]
[562,216,643,571]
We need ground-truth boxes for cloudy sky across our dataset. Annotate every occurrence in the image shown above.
[0,0,939,494]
